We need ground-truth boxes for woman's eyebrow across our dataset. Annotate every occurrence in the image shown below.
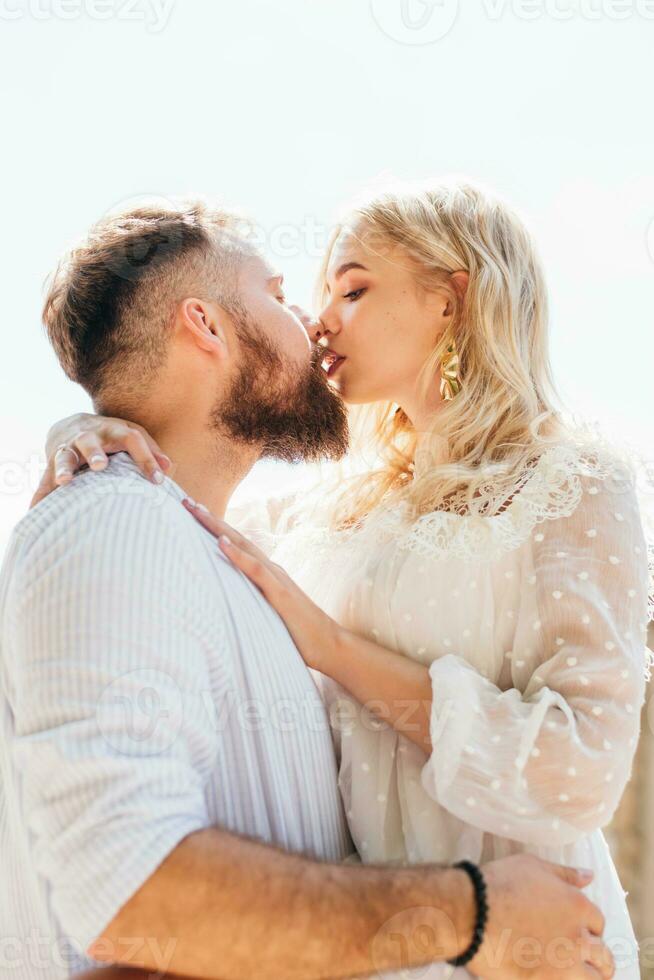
[335,261,368,279]
[325,261,369,294]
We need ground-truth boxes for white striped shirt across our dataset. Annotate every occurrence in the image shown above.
[0,453,353,978]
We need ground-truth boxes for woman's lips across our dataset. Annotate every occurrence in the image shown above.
[322,352,347,377]
[327,356,346,378]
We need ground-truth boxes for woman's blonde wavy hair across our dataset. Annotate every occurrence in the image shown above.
[314,178,574,531]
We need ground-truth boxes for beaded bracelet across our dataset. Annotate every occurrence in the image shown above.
[446,860,489,967]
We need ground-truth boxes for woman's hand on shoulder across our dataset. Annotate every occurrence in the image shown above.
[30,413,172,508]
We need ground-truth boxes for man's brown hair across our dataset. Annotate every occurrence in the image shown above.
[42,199,252,408]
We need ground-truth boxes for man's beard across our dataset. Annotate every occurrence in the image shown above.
[211,308,349,464]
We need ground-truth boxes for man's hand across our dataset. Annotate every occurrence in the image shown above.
[470,855,614,978]
[30,412,171,508]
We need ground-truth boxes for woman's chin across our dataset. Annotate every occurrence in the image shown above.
[328,371,387,406]
[339,389,379,407]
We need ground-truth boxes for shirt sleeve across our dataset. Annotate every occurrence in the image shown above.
[3,489,223,954]
[421,469,652,847]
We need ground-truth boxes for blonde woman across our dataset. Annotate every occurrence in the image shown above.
[41,180,653,976]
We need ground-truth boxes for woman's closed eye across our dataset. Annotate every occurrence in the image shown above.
[343,288,366,302]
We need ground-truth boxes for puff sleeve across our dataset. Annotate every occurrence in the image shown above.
[422,466,652,847]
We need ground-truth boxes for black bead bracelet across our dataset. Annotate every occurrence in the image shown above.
[446,860,489,967]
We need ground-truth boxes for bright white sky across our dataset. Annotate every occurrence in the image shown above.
[1,0,653,556]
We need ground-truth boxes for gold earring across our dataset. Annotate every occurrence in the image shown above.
[439,340,462,401]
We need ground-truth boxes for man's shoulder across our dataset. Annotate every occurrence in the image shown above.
[8,453,188,563]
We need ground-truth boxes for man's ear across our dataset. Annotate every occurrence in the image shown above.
[179,298,229,355]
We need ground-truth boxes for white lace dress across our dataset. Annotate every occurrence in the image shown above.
[227,443,653,978]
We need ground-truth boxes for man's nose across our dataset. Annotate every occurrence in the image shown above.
[289,305,326,343]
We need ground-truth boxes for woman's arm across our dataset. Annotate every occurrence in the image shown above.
[327,629,434,751]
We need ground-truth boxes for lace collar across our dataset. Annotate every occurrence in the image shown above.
[276,442,646,568]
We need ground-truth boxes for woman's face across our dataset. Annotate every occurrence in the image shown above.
[318,226,451,415]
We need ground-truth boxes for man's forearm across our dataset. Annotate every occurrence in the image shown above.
[89,827,474,980]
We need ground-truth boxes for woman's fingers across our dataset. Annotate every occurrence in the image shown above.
[49,427,163,487]
[540,862,594,890]
[53,444,81,484]
[31,440,84,506]
[48,415,172,483]
[582,930,615,978]
[582,895,606,939]
[219,537,276,595]
[113,421,172,476]
[31,418,174,508]
[182,499,222,535]
[29,458,57,509]
[181,501,285,592]
[72,425,168,485]
[30,412,175,510]
[182,501,265,559]
[32,440,91,506]
[155,451,173,471]
[119,426,167,484]
[64,431,109,477]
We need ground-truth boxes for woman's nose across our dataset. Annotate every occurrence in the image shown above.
[316,303,341,340]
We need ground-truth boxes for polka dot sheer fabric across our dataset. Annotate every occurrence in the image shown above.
[227,442,653,976]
